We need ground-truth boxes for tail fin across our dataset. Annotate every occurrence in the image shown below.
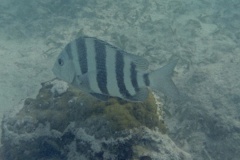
[149,58,179,99]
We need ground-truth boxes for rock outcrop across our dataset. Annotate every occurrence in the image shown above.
[1,79,191,160]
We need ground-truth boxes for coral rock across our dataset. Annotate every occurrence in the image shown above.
[1,79,191,160]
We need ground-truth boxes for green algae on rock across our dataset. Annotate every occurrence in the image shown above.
[96,93,166,133]
[18,79,166,135]
[1,79,191,160]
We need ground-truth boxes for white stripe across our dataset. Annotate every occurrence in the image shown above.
[123,56,136,96]
[105,46,122,97]
[70,41,81,75]
[85,38,101,93]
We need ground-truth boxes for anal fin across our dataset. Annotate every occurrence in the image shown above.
[126,88,149,102]
[90,92,112,101]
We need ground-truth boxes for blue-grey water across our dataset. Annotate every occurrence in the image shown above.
[0,0,240,159]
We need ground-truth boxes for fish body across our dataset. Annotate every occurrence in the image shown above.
[52,36,179,101]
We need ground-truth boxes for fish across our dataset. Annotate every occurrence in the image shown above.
[52,36,179,101]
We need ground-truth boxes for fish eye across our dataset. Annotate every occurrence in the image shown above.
[58,58,64,66]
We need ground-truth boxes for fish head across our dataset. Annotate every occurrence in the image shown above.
[52,49,75,83]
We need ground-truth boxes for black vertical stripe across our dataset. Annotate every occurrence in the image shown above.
[143,73,150,86]
[95,40,108,94]
[76,37,88,74]
[65,44,73,59]
[130,62,139,92]
[116,51,131,98]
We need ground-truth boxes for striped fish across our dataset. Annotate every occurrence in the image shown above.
[52,36,179,101]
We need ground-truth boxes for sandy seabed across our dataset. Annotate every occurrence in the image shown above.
[0,0,240,159]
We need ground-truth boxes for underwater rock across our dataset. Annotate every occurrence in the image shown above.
[1,79,191,160]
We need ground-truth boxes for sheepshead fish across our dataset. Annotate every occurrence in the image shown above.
[52,36,179,101]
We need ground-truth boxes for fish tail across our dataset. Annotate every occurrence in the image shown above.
[149,58,179,99]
